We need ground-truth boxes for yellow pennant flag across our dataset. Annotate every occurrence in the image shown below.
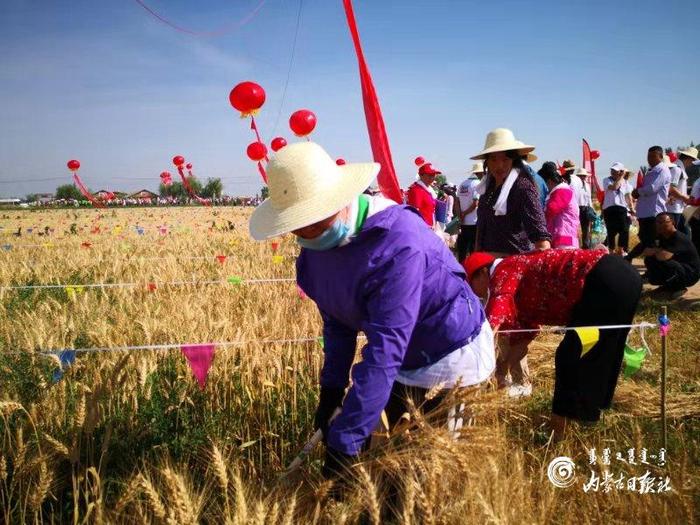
[272,255,284,265]
[574,327,599,358]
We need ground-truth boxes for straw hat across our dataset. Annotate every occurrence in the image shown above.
[575,167,590,177]
[249,142,379,240]
[523,150,538,163]
[470,128,535,160]
[678,146,698,161]
[470,161,484,174]
[562,160,576,173]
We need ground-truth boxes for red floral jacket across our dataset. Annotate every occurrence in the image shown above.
[486,249,607,342]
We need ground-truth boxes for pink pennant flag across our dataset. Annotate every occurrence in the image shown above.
[180,344,216,390]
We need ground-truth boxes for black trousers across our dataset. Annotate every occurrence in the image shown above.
[579,206,592,248]
[603,206,629,251]
[456,225,477,263]
[383,382,445,429]
[690,217,700,255]
[552,255,642,422]
[627,217,657,260]
[644,256,699,291]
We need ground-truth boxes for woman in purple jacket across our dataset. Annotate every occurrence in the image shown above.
[249,142,495,478]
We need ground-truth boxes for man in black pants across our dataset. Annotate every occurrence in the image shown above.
[627,146,672,261]
[644,213,700,298]
[455,162,483,262]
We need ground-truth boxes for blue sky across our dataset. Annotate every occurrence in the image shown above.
[1,0,698,198]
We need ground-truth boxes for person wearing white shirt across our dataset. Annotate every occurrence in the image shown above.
[603,162,632,254]
[574,167,594,248]
[666,155,689,235]
[456,162,484,262]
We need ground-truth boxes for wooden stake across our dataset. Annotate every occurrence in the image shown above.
[660,305,668,451]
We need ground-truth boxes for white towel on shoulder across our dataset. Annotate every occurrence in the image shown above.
[476,168,519,216]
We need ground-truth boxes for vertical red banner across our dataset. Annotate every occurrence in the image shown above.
[342,0,402,204]
[582,139,604,205]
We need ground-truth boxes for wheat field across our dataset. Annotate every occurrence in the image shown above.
[0,206,698,524]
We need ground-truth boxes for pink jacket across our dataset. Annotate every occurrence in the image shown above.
[545,184,579,248]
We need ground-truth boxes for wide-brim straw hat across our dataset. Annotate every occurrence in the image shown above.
[678,147,698,161]
[575,167,590,177]
[249,142,379,240]
[471,161,484,174]
[470,128,535,160]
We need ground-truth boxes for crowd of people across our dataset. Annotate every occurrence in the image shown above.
[245,131,700,484]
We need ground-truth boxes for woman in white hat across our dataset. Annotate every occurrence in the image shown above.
[472,128,551,256]
[249,142,495,479]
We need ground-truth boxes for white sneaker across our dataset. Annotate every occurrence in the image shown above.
[507,383,533,398]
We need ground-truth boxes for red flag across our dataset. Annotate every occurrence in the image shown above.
[636,169,644,189]
[342,0,402,204]
[582,139,604,205]
[72,174,105,208]
[181,344,216,390]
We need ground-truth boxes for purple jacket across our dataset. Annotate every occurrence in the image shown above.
[297,205,485,455]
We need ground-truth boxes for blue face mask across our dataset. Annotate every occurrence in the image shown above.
[296,219,349,251]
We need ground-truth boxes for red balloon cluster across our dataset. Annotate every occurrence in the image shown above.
[271,137,287,152]
[247,141,268,162]
[172,155,185,167]
[414,156,425,167]
[590,150,601,161]
[160,171,173,186]
[67,159,81,172]
[229,81,266,116]
[289,109,317,137]
[336,158,346,166]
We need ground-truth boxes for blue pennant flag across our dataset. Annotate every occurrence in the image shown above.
[52,350,76,383]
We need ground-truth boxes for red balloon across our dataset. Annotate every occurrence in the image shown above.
[160,171,171,178]
[246,141,268,162]
[414,156,425,166]
[186,163,193,170]
[172,155,185,167]
[590,150,601,161]
[336,158,346,166]
[270,137,287,152]
[668,151,678,163]
[67,159,81,171]
[289,109,317,137]
[229,81,266,115]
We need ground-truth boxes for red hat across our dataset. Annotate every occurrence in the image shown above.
[418,163,441,176]
[463,252,496,280]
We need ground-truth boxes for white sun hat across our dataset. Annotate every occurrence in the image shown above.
[470,128,535,160]
[610,162,625,172]
[678,146,698,161]
[249,142,379,240]
[575,167,590,177]
[471,161,484,174]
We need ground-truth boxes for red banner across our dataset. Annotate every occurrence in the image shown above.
[342,0,402,204]
[72,174,105,208]
[177,167,210,205]
[582,139,604,205]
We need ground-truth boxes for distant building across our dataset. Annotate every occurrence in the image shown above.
[128,189,158,199]
[35,193,54,204]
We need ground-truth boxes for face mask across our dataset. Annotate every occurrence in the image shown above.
[296,219,349,251]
